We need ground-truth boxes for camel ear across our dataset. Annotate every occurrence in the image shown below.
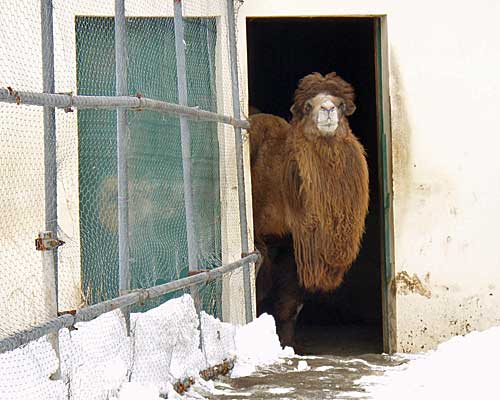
[291,100,312,118]
[344,100,356,116]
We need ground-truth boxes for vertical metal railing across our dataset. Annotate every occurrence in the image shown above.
[40,0,61,379]
[226,0,253,323]
[173,0,198,274]
[115,0,131,333]
[173,0,202,311]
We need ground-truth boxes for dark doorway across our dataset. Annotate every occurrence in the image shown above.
[247,17,383,355]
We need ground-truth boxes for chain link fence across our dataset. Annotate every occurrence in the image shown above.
[0,0,256,397]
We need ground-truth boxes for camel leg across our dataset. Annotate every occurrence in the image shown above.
[255,238,273,315]
[275,300,303,348]
[272,248,304,348]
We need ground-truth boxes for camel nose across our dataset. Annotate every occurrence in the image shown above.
[321,100,335,111]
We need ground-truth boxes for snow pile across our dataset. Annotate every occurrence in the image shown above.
[110,382,183,400]
[113,382,161,400]
[357,326,500,399]
[199,311,237,366]
[59,310,131,400]
[231,313,294,378]
[0,296,293,399]
[0,336,65,399]
[130,294,206,385]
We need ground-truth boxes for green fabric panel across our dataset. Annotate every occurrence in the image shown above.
[76,17,220,312]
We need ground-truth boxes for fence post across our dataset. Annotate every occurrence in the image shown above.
[226,0,253,323]
[40,0,61,379]
[173,1,199,284]
[115,0,131,333]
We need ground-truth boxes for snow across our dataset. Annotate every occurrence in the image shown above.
[357,326,500,399]
[130,294,206,385]
[199,311,237,367]
[112,382,161,400]
[0,295,294,399]
[0,336,65,399]
[268,387,294,394]
[315,365,335,372]
[230,313,294,378]
[59,310,131,400]
[296,360,310,371]
[12,295,500,400]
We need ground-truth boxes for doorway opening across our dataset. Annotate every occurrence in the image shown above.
[247,17,388,355]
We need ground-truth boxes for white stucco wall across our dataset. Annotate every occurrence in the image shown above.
[236,0,500,352]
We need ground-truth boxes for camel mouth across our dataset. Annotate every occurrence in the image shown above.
[317,121,338,135]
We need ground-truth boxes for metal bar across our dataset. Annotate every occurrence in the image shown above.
[0,314,74,355]
[205,19,216,109]
[115,0,131,334]
[41,0,58,312]
[77,252,258,322]
[0,89,250,129]
[174,0,198,275]
[226,0,253,323]
[0,252,259,355]
[40,0,61,380]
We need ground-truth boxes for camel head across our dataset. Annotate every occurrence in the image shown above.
[290,72,356,138]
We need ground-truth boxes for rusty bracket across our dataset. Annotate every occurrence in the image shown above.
[7,86,21,105]
[35,231,65,251]
[57,91,74,113]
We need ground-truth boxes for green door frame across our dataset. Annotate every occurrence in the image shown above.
[375,16,397,354]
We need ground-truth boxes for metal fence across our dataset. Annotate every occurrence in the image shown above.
[0,0,255,389]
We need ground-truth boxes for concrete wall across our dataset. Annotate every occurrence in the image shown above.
[0,0,81,335]
[236,0,500,352]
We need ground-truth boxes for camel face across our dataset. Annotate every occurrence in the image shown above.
[306,93,344,136]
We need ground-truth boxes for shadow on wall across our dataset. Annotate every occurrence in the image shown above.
[389,49,414,223]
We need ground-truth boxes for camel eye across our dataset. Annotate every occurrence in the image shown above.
[304,100,312,112]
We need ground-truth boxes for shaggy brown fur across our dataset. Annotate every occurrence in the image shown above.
[250,72,369,345]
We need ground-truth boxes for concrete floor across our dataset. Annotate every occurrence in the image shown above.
[295,324,383,356]
[210,325,400,400]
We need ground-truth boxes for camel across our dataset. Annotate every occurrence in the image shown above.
[249,72,369,347]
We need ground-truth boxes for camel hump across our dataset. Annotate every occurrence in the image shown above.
[249,113,290,163]
[249,113,290,141]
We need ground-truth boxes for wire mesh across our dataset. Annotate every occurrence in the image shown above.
[0,0,53,339]
[73,12,224,309]
[0,269,244,399]
[0,0,252,394]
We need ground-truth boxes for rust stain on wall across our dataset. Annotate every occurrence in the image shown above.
[395,271,432,298]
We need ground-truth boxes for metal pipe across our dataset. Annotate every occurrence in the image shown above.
[40,0,61,379]
[41,0,58,313]
[205,19,216,108]
[174,0,198,276]
[115,0,131,333]
[0,252,259,354]
[0,314,74,355]
[77,252,258,322]
[226,0,253,323]
[0,89,250,129]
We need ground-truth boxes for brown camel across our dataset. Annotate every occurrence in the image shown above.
[250,72,369,347]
